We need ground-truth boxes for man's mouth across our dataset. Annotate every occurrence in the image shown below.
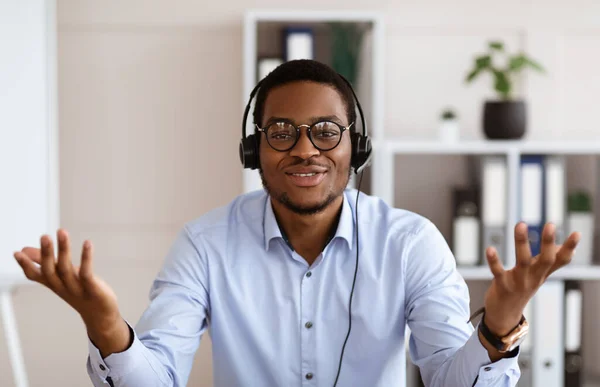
[285,171,326,187]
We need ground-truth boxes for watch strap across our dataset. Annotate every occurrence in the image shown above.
[479,312,526,353]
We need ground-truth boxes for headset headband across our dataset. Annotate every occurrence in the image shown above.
[241,75,368,139]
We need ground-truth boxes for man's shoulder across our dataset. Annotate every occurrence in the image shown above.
[183,189,267,238]
[349,189,433,238]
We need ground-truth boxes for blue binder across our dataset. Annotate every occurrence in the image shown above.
[519,155,545,256]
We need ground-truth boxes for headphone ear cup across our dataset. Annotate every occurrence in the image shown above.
[239,134,260,170]
[350,132,372,173]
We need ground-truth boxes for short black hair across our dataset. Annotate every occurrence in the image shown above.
[252,59,357,130]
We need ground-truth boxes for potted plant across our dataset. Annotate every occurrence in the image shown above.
[465,40,545,139]
[438,108,459,142]
[567,191,594,266]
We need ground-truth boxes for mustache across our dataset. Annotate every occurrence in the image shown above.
[285,158,329,169]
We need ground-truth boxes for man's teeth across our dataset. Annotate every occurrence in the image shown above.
[292,173,317,177]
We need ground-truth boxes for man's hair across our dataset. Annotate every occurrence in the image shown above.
[252,59,357,130]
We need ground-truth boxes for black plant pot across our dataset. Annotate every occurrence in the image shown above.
[483,100,526,139]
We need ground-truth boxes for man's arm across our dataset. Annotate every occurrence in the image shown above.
[86,226,210,387]
[403,219,520,387]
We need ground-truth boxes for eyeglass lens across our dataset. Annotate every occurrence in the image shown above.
[265,121,342,151]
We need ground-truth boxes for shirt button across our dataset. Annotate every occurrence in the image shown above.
[99,364,106,371]
[306,271,312,278]
[305,372,313,380]
[484,366,492,371]
[305,321,313,329]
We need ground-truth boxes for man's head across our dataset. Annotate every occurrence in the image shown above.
[252,60,358,215]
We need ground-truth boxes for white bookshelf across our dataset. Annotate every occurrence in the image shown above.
[459,265,600,281]
[374,138,600,155]
[371,138,600,281]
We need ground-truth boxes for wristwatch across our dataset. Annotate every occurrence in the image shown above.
[478,312,529,353]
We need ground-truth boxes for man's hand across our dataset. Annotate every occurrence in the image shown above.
[482,222,580,350]
[13,229,130,357]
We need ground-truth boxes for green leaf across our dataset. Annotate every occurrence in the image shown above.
[489,41,504,51]
[509,55,526,72]
[493,70,511,99]
[475,55,491,69]
[524,56,545,73]
[568,191,592,212]
[465,68,481,83]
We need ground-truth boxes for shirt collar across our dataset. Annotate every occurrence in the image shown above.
[263,191,354,251]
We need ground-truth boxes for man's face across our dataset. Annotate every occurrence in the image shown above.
[258,81,352,215]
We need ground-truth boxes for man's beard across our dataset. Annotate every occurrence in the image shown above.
[259,164,350,216]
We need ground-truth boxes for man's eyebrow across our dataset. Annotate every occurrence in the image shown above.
[262,115,344,126]
[262,116,294,126]
[308,115,344,124]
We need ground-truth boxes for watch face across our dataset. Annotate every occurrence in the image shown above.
[507,334,527,352]
[501,320,529,353]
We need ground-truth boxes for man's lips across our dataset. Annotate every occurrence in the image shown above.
[284,166,328,175]
[284,169,327,187]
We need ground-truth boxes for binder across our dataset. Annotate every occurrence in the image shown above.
[544,156,566,245]
[532,280,565,387]
[451,187,480,266]
[284,27,314,61]
[257,57,283,80]
[564,280,583,387]
[518,301,534,386]
[520,155,545,256]
[480,156,507,264]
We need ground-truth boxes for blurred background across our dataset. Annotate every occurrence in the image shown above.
[1,0,600,386]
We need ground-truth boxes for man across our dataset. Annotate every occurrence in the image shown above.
[13,60,579,386]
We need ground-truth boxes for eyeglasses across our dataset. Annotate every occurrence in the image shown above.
[256,120,354,152]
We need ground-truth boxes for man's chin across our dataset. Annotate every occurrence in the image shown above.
[277,194,337,216]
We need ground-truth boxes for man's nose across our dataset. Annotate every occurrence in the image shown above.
[289,127,319,159]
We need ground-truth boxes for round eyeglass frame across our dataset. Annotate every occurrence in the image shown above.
[255,121,354,152]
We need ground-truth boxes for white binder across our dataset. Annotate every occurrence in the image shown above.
[481,156,507,264]
[532,280,565,387]
[544,156,566,244]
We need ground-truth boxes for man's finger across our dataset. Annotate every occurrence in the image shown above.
[546,232,580,277]
[21,247,41,263]
[14,251,44,284]
[79,240,96,295]
[533,223,557,275]
[514,222,532,267]
[55,229,83,296]
[486,246,505,279]
[39,235,65,294]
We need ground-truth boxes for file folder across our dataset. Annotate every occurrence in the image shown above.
[451,187,480,266]
[481,156,508,264]
[520,155,545,256]
[284,27,314,61]
[532,280,565,387]
[564,280,583,387]
[518,301,534,386]
[544,156,566,245]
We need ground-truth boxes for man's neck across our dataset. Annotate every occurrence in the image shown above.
[271,195,344,265]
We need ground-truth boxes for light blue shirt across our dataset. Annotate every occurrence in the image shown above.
[87,188,520,386]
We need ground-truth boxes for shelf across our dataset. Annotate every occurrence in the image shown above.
[246,9,384,22]
[459,265,600,281]
[372,138,600,155]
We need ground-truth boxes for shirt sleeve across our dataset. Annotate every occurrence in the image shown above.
[403,219,521,387]
[86,226,210,387]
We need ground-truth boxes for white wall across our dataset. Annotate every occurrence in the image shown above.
[0,0,599,386]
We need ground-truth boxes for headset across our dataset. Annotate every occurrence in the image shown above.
[238,75,372,174]
[238,73,371,386]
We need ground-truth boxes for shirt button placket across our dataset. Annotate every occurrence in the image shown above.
[301,268,316,385]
